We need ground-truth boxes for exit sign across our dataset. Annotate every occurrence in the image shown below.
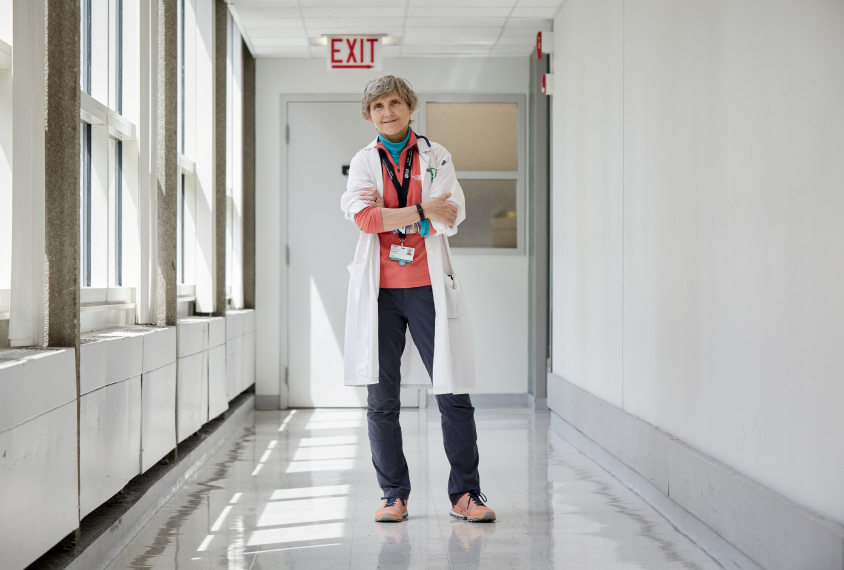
[328,36,382,70]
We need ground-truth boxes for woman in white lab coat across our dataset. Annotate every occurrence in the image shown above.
[340,75,496,523]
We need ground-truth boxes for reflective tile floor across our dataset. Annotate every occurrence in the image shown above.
[105,408,723,570]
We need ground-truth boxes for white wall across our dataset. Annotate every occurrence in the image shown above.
[551,0,844,525]
[256,57,531,399]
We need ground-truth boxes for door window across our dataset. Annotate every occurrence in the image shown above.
[424,101,522,250]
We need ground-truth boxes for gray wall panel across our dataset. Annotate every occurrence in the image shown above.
[668,438,844,570]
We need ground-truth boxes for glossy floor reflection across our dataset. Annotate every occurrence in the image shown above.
[105,408,723,569]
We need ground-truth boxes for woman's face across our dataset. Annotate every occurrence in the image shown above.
[366,89,414,141]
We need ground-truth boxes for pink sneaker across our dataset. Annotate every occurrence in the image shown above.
[450,491,496,522]
[375,497,408,522]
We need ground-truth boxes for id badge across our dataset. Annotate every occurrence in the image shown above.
[389,244,415,264]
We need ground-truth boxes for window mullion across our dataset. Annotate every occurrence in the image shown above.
[83,122,92,287]
[115,139,122,286]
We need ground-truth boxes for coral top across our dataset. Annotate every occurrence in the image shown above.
[353,130,435,288]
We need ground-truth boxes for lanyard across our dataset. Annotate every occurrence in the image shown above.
[377,145,414,239]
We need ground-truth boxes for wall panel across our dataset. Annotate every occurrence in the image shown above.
[551,0,844,526]
[0,401,78,570]
[550,0,624,407]
[141,361,176,472]
[80,376,142,517]
[177,351,205,442]
[621,0,844,525]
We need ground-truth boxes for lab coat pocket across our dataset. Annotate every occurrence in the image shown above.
[443,273,465,319]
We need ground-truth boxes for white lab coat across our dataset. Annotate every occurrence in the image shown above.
[340,135,475,394]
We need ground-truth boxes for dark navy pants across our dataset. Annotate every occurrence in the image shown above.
[367,286,480,506]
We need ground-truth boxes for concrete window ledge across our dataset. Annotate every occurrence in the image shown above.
[547,372,844,570]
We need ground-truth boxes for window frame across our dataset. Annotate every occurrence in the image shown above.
[415,94,527,256]
[78,0,139,331]
[176,154,198,312]
[0,33,11,331]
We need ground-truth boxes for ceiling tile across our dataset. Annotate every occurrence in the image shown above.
[301,7,406,18]
[298,0,399,5]
[230,0,299,6]
[406,6,512,17]
[408,0,517,6]
[251,37,309,47]
[403,27,502,38]
[304,17,405,28]
[515,0,563,6]
[402,36,497,46]
[256,46,311,57]
[490,45,534,56]
[505,17,552,28]
[242,19,305,31]
[501,27,542,36]
[496,36,536,45]
[248,28,308,38]
[401,45,491,55]
[405,17,507,28]
[236,7,302,19]
[510,6,558,18]
[306,27,404,37]
[382,45,402,57]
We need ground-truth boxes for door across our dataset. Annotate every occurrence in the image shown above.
[286,100,420,408]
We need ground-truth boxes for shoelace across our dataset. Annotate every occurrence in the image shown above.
[467,491,487,507]
[381,496,402,508]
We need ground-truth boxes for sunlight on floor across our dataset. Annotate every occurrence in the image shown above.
[257,497,348,527]
[247,522,346,547]
[103,409,722,570]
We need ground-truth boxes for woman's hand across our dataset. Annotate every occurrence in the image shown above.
[359,188,384,208]
[423,193,458,228]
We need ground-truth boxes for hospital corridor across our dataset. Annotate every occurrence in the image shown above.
[1,1,843,569]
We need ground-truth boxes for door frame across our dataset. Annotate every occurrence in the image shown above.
[279,94,426,409]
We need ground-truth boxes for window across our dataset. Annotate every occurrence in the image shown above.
[176,0,198,316]
[78,0,138,330]
[109,137,123,286]
[1,4,13,343]
[225,17,244,309]
[80,0,92,95]
[422,99,524,250]
[80,121,92,286]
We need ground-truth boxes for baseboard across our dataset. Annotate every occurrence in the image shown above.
[527,393,547,411]
[62,394,254,570]
[254,393,280,410]
[547,372,844,570]
[426,392,528,408]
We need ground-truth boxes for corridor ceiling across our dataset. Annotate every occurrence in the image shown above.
[227,0,560,59]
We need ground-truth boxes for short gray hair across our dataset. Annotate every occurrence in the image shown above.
[361,75,418,122]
